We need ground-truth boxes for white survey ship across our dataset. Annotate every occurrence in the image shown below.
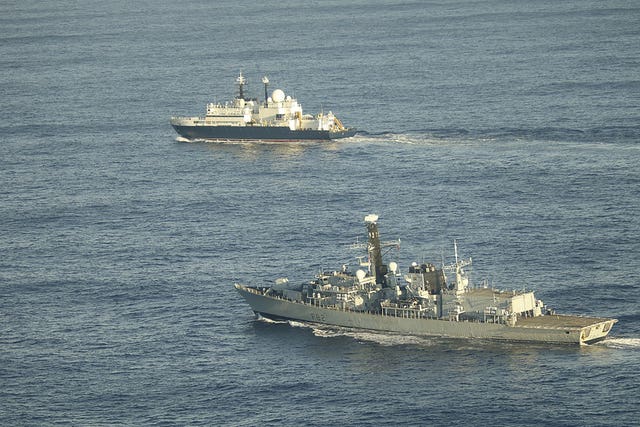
[235,215,617,345]
[170,73,356,141]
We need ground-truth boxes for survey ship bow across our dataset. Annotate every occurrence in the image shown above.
[235,215,617,345]
[170,73,356,141]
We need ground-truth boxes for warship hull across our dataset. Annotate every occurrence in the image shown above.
[235,284,616,345]
[171,124,357,141]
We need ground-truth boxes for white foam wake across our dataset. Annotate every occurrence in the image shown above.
[359,132,441,145]
[328,329,435,347]
[256,314,288,324]
[599,337,640,349]
[286,320,434,347]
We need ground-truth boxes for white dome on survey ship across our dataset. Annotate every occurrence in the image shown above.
[271,89,285,102]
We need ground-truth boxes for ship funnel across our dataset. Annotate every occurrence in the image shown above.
[364,214,388,285]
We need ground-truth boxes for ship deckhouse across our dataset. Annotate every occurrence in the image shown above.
[170,72,354,141]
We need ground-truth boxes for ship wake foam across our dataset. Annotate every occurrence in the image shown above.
[288,320,436,347]
[599,337,640,350]
[354,131,448,146]
[256,314,288,324]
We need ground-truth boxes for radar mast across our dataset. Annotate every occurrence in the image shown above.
[365,214,389,285]
[262,76,270,104]
[236,72,246,100]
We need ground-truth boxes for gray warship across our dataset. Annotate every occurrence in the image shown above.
[170,73,356,141]
[235,215,617,345]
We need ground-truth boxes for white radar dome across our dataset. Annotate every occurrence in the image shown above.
[272,89,285,102]
[356,270,367,281]
[389,262,398,273]
[364,214,378,223]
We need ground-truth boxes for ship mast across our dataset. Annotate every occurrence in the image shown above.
[442,239,472,295]
[262,76,269,104]
[365,214,388,285]
[236,72,246,100]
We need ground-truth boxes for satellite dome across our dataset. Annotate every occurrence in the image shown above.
[389,262,398,273]
[272,89,285,102]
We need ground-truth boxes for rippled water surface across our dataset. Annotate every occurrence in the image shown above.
[2,0,639,425]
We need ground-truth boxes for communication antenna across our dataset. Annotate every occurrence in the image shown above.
[454,239,459,266]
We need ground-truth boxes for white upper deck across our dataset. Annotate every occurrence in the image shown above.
[171,73,347,132]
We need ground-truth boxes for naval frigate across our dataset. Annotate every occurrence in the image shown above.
[235,215,617,345]
[170,73,356,142]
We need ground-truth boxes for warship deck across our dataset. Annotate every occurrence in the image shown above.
[515,314,614,329]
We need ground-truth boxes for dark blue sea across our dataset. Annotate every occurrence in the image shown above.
[2,0,640,425]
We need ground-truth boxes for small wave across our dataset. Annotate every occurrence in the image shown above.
[599,337,640,350]
[175,136,192,143]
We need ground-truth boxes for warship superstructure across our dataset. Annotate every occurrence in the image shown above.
[235,215,617,345]
[170,73,356,141]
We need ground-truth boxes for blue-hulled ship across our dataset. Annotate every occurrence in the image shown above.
[170,73,356,142]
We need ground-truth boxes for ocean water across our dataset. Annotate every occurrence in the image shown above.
[1,0,640,425]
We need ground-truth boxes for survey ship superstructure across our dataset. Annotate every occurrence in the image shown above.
[170,73,356,141]
[235,215,617,345]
